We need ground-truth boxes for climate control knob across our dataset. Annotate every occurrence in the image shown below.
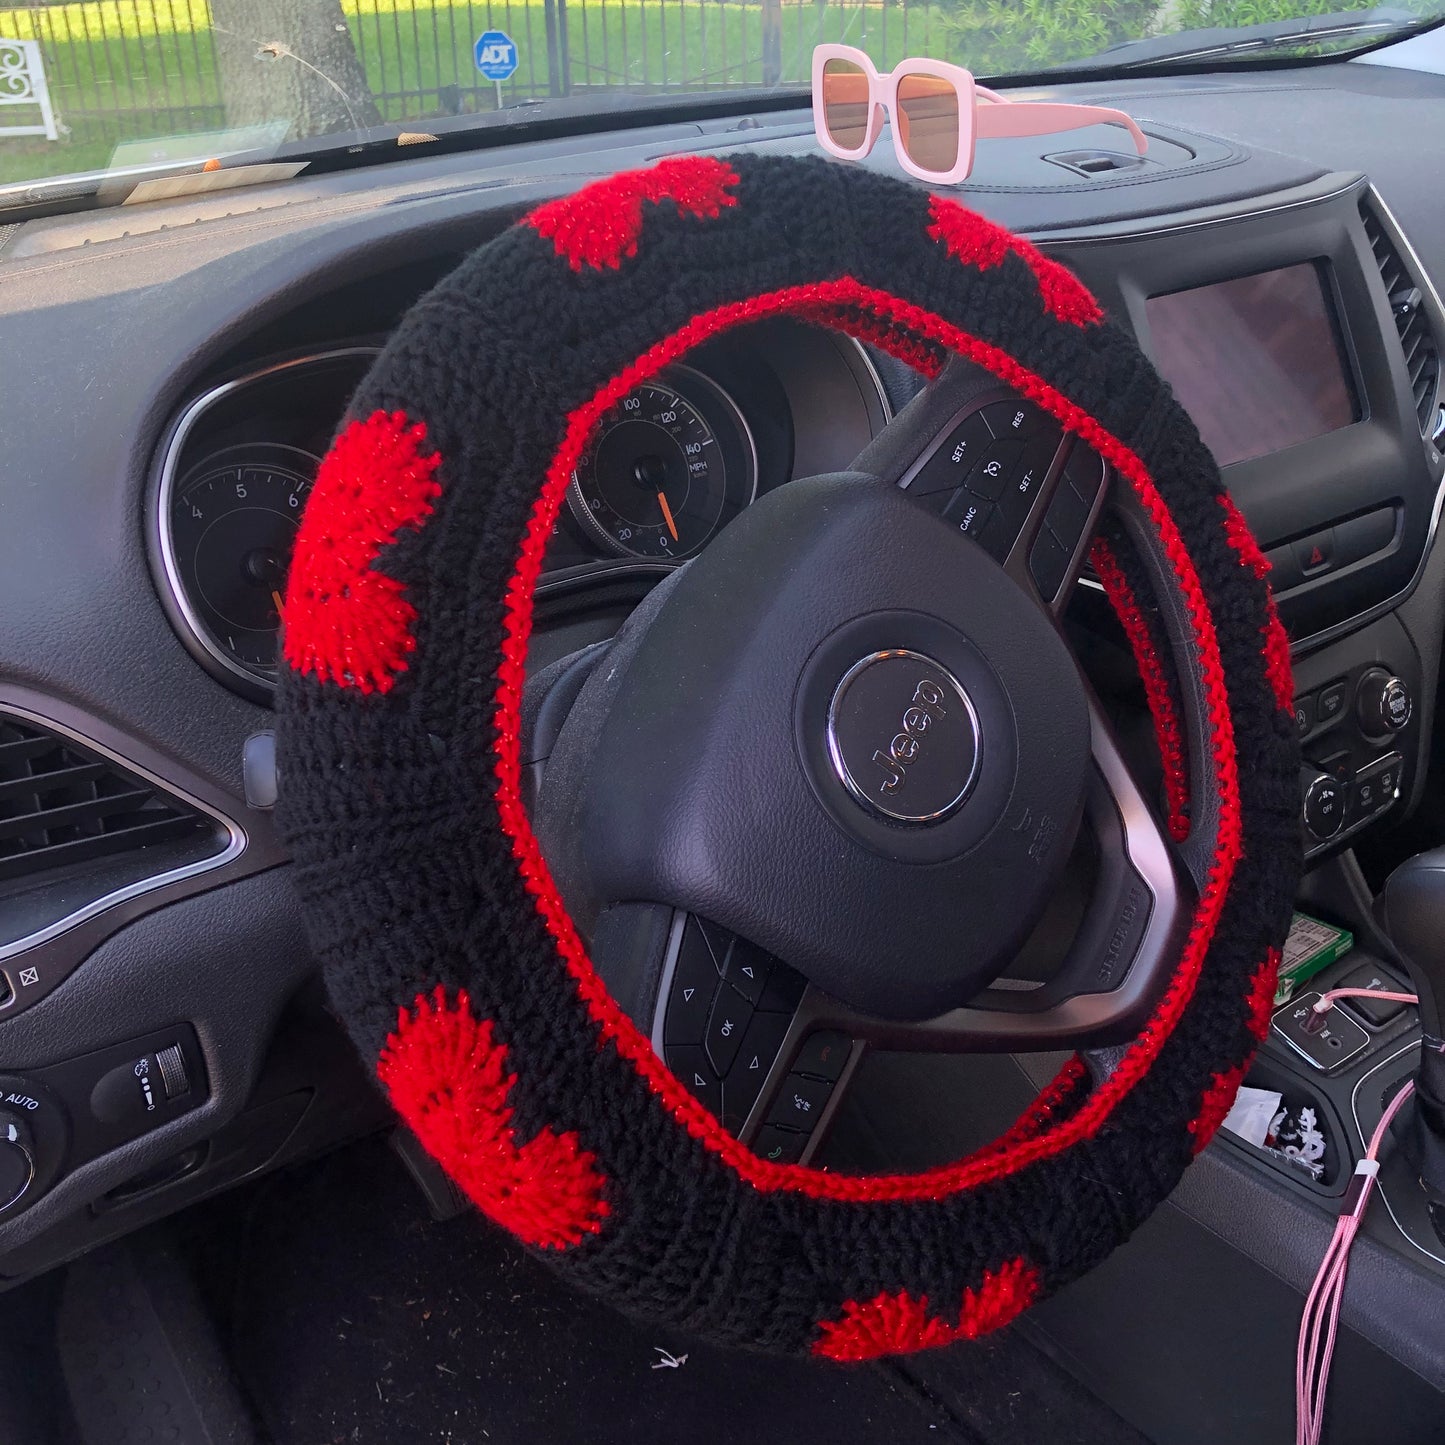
[1302,769,1345,842]
[1357,669,1412,738]
[0,1112,36,1213]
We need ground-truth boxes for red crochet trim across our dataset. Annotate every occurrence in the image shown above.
[283,410,441,696]
[1219,495,1294,714]
[491,276,1241,1203]
[1188,1059,1251,1156]
[526,156,740,271]
[971,1054,1091,1165]
[797,301,946,379]
[1091,538,1191,843]
[926,196,1103,327]
[378,987,610,1248]
[1245,948,1282,1044]
[813,1258,1040,1361]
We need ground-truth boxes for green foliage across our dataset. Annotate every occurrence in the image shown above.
[937,0,1162,74]
[1176,0,1430,28]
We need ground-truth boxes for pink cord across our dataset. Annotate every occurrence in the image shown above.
[1313,987,1419,1013]
[1294,986,1419,1445]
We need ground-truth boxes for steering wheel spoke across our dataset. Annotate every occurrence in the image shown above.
[638,686,1189,1161]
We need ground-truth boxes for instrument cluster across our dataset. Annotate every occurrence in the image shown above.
[150,324,890,701]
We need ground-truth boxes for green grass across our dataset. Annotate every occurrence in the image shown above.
[0,0,957,184]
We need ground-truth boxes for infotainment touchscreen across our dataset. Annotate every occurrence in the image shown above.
[1145,263,1359,469]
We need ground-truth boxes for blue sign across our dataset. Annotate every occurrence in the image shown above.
[475,30,519,82]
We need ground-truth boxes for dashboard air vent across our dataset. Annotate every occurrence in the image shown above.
[1361,199,1442,439]
[0,714,213,885]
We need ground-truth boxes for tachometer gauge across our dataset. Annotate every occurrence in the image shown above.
[164,443,317,688]
[568,367,756,561]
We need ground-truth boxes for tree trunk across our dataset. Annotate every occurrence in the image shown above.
[210,0,381,141]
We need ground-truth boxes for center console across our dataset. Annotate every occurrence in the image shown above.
[996,175,1445,1436]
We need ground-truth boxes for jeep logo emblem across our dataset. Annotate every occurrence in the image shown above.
[825,651,980,824]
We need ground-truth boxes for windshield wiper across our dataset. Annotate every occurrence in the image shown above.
[1060,6,1440,73]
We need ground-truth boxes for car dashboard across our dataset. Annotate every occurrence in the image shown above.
[5,55,1445,1439]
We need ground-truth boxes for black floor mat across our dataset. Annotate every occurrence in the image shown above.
[178,1137,1150,1445]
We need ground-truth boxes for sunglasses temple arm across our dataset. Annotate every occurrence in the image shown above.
[973,102,1149,156]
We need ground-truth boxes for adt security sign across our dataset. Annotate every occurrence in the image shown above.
[475,31,518,82]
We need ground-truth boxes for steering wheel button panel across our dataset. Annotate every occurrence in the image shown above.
[1001,435,1060,524]
[792,1031,852,1084]
[907,413,995,499]
[1062,440,1105,500]
[942,488,995,539]
[662,920,722,1047]
[756,960,806,1014]
[1044,464,1093,544]
[767,1074,833,1131]
[721,937,772,1006]
[976,399,1040,440]
[722,1011,794,1131]
[1029,527,1072,602]
[752,1125,807,1166]
[705,987,755,1077]
[961,437,1025,502]
[665,1044,723,1115]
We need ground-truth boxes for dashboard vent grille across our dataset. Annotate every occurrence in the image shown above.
[0,715,213,885]
[1361,199,1441,438]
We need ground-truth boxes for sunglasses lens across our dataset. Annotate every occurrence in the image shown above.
[896,71,960,174]
[821,58,871,153]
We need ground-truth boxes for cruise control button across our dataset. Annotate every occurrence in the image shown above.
[1029,526,1071,601]
[753,1125,806,1164]
[723,1012,793,1131]
[943,490,995,540]
[722,937,772,1006]
[997,436,1057,526]
[666,1045,722,1116]
[767,1073,833,1131]
[963,437,1024,502]
[792,1031,852,1083]
[705,987,754,1077]
[907,413,994,497]
[978,400,1037,440]
[663,920,721,1047]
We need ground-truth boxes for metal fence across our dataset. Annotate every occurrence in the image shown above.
[0,0,953,152]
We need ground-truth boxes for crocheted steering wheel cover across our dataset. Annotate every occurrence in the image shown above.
[275,154,1301,1359]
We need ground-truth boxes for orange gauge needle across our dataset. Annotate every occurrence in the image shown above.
[657,490,679,543]
[271,589,285,618]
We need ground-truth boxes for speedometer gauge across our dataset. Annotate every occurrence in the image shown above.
[568,367,756,560]
[164,443,317,687]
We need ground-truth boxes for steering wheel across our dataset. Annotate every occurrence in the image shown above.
[276,153,1301,1359]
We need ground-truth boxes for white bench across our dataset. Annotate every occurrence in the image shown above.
[0,38,58,142]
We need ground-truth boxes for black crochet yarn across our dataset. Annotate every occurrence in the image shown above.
[274,153,1302,1359]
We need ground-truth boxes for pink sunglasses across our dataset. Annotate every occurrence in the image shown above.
[812,44,1148,185]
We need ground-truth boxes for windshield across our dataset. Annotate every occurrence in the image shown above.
[1,0,1441,194]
